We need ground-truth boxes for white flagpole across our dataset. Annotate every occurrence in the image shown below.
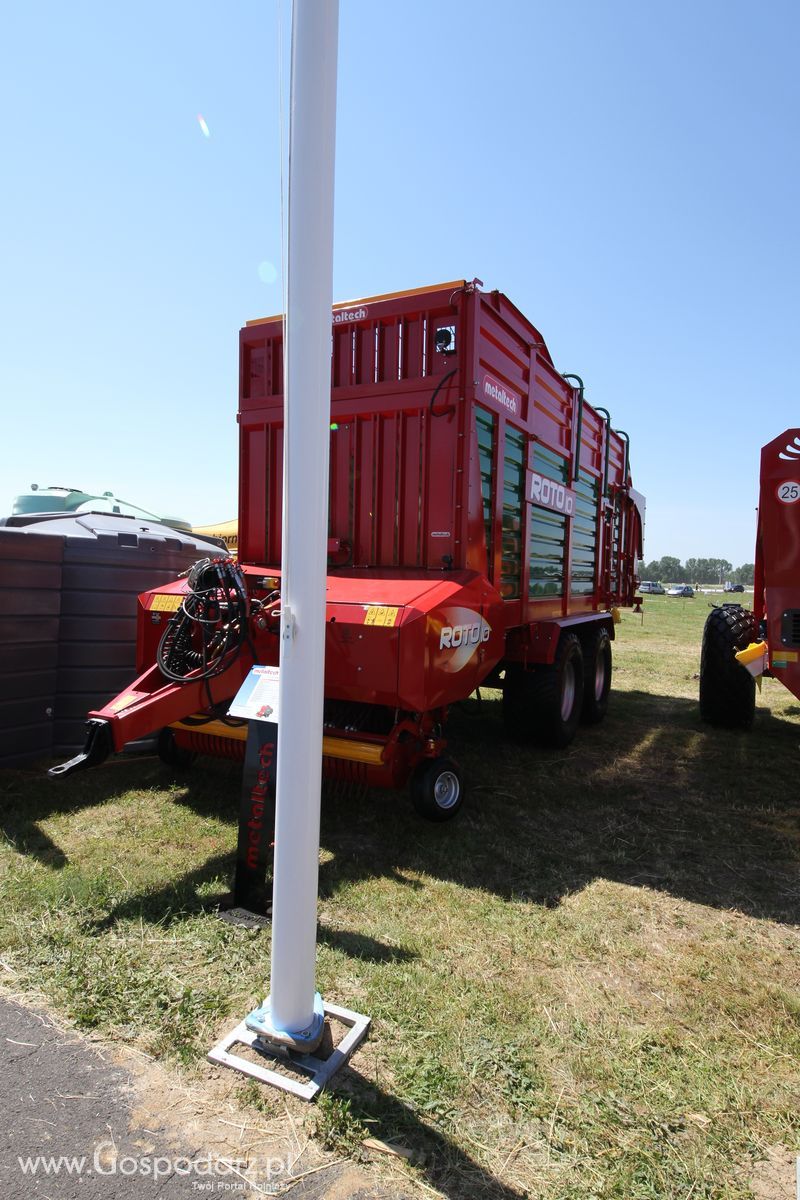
[210,0,370,1092]
[248,0,339,1048]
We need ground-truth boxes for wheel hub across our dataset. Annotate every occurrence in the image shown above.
[434,771,460,810]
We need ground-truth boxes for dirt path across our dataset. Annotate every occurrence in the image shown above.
[0,997,401,1198]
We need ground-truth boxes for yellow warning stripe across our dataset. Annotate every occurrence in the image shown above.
[149,593,184,612]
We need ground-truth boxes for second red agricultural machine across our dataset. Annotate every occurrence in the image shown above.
[700,429,800,727]
[51,279,643,818]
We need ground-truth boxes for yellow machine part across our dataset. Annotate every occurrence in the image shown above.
[734,640,768,677]
[170,719,385,765]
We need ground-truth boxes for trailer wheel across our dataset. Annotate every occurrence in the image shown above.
[157,727,197,769]
[503,633,585,748]
[581,627,612,725]
[410,756,464,822]
[699,605,756,729]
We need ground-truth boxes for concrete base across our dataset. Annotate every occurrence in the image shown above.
[207,1002,371,1101]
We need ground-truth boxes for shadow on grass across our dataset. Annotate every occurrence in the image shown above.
[0,754,242,869]
[331,1069,528,1200]
[314,688,800,925]
[3,688,799,932]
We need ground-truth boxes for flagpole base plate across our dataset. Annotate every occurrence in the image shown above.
[207,1001,371,1102]
[245,992,325,1053]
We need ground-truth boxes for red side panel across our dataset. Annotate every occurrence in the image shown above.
[757,430,800,700]
[321,569,505,711]
[239,285,466,569]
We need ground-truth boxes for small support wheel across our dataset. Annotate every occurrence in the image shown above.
[157,727,197,769]
[410,756,464,822]
[581,627,612,724]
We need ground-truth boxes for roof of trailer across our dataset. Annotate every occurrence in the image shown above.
[245,279,468,328]
[243,278,556,369]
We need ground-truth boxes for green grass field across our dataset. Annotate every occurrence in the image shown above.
[1,593,799,1199]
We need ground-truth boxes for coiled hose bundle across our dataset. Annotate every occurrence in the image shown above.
[157,557,251,685]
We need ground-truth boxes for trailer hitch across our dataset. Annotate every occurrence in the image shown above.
[48,719,113,779]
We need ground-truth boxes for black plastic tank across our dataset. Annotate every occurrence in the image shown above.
[0,513,224,765]
[0,528,64,765]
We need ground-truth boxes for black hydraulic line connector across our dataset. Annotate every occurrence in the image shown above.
[48,719,113,779]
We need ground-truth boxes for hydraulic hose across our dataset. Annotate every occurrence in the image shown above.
[157,557,251,685]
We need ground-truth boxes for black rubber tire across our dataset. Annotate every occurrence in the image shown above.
[157,727,197,769]
[699,605,756,729]
[503,633,585,749]
[410,756,464,822]
[581,626,612,725]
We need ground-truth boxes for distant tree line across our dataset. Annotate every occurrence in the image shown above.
[640,557,755,585]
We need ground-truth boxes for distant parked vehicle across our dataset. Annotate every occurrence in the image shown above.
[640,581,665,594]
[667,585,694,597]
[724,582,745,593]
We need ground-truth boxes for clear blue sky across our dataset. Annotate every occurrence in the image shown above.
[2,1,797,567]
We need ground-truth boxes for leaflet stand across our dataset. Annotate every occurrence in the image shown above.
[219,667,282,925]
